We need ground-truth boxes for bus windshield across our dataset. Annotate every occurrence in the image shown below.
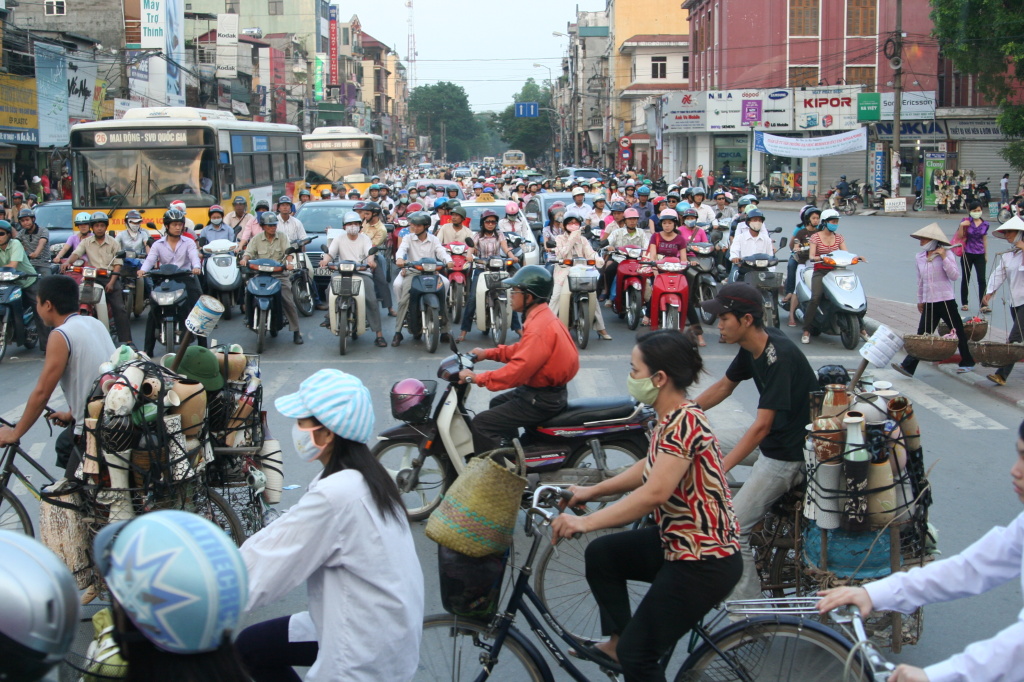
[304,149,375,184]
[74,146,218,208]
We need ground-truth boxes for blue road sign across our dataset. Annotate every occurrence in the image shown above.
[514,102,539,118]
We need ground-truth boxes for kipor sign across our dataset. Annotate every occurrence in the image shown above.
[795,86,862,131]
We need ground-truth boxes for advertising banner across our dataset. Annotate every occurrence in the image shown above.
[924,153,945,207]
[858,93,881,121]
[0,74,38,144]
[164,0,185,105]
[945,119,1003,140]
[760,89,794,131]
[34,44,69,147]
[258,47,271,120]
[706,90,751,131]
[139,0,166,105]
[872,144,886,190]
[742,99,762,126]
[328,5,339,87]
[66,52,98,120]
[216,13,239,80]
[661,91,705,132]
[754,128,867,157]
[795,86,862,131]
[858,92,936,121]
[114,98,141,119]
[314,53,326,102]
[707,90,793,132]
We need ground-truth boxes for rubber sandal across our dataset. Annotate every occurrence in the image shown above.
[375,336,387,348]
[988,373,1006,386]
[641,317,650,327]
[801,332,810,344]
[981,306,992,314]
[891,363,914,379]
[956,365,974,374]
[961,304,969,311]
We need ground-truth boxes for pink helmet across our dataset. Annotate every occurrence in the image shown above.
[392,378,427,415]
[658,209,679,222]
[505,201,520,215]
[624,207,640,219]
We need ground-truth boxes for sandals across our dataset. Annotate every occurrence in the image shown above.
[981,306,992,314]
[375,336,387,348]
[456,332,467,343]
[961,304,969,312]
[801,331,810,344]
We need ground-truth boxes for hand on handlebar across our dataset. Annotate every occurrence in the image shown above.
[815,586,874,618]
[48,411,73,428]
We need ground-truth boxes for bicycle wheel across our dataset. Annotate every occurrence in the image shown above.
[534,527,647,642]
[1,487,33,535]
[675,616,871,681]
[417,614,545,682]
[199,487,246,546]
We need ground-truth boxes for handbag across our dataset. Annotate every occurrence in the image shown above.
[426,446,527,558]
[950,223,967,257]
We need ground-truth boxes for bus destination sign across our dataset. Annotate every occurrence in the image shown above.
[81,129,203,147]
[303,139,364,151]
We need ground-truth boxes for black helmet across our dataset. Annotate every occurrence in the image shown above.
[90,211,109,224]
[479,210,499,226]
[503,265,554,302]
[125,209,143,222]
[17,208,34,220]
[255,199,270,211]
[259,212,279,226]
[162,209,185,227]
[450,206,467,218]
[363,201,382,215]
[840,175,847,181]
[408,211,431,229]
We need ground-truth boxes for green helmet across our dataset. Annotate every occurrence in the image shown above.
[450,206,467,218]
[161,346,224,391]
[407,211,431,228]
[503,265,553,302]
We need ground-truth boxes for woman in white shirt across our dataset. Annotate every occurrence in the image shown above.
[237,370,424,681]
[318,211,386,346]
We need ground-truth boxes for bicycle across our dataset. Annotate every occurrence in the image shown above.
[418,485,883,681]
[0,406,66,535]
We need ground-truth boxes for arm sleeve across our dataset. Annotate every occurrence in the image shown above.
[729,236,741,260]
[474,330,549,391]
[140,245,159,272]
[554,234,575,260]
[187,240,200,269]
[244,239,259,260]
[942,251,960,281]
[725,351,753,384]
[986,255,1007,295]
[242,488,344,611]
[434,239,452,263]
[395,235,410,260]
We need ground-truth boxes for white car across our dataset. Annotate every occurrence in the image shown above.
[461,201,539,267]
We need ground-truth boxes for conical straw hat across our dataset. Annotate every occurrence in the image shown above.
[993,215,1024,236]
[909,223,950,246]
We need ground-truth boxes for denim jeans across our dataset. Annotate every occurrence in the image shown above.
[729,455,805,602]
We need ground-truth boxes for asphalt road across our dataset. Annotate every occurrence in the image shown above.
[4,210,1021,678]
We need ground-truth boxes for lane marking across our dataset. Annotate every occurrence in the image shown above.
[881,370,1007,431]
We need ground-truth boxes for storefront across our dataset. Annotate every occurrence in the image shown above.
[713,134,749,187]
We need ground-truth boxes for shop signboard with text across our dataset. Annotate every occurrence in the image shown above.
[857,92,936,121]
[0,74,38,144]
[795,86,862,131]
[661,91,705,132]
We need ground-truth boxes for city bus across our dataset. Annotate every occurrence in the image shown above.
[69,107,304,229]
[502,149,527,169]
[302,126,384,197]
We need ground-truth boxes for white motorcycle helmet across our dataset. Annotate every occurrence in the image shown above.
[820,209,841,222]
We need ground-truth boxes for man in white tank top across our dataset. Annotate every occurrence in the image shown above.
[0,275,114,467]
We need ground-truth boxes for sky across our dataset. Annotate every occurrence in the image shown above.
[336,0,606,112]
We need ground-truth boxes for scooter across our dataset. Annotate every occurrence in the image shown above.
[868,182,892,210]
[609,245,650,330]
[372,337,655,520]
[0,267,38,362]
[555,257,600,349]
[444,241,471,325]
[244,239,309,353]
[70,259,118,345]
[401,257,446,354]
[120,251,146,319]
[688,240,719,325]
[472,255,517,346]
[202,239,242,320]
[998,193,1024,224]
[146,263,193,356]
[325,249,375,356]
[793,249,867,350]
[735,234,787,328]
[644,257,688,331]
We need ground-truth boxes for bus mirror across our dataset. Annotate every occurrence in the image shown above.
[220,164,235,185]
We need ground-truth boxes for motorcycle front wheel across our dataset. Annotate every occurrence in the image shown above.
[0,310,9,363]
[841,199,856,216]
[572,295,590,349]
[999,208,1013,224]
[625,287,641,330]
[256,309,268,354]
[161,319,175,355]
[424,305,439,354]
[220,291,233,320]
[338,304,350,356]
[294,278,314,317]
[449,281,464,325]
[663,305,680,331]
[837,313,861,350]
[698,282,717,325]
[372,438,453,520]
[489,298,508,346]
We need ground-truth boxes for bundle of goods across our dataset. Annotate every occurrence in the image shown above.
[799,381,934,650]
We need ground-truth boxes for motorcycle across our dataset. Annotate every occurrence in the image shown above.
[372,337,655,520]
[793,249,867,350]
[998,193,1024,224]
[146,263,193,356]
[867,181,892,210]
[444,241,471,325]
[400,257,446,354]
[120,251,146,319]
[472,255,517,346]
[555,257,600,349]
[201,239,242,320]
[687,240,720,325]
[70,259,119,345]
[291,243,316,318]
[609,245,651,330]
[0,267,38,362]
[644,257,688,331]
[735,232,787,328]
[325,248,376,356]
[244,239,310,353]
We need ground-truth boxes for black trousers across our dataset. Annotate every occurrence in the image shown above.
[901,299,975,373]
[961,252,987,306]
[995,303,1024,380]
[236,616,318,682]
[585,525,742,682]
[471,385,566,454]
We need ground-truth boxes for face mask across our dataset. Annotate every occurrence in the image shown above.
[684,218,696,227]
[748,221,763,232]
[627,373,661,405]
[292,424,328,462]
[400,196,409,204]
[970,210,983,219]
[210,218,223,226]
[566,222,580,232]
[345,224,361,235]
[825,221,839,232]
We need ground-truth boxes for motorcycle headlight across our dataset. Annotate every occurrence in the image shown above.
[489,258,504,268]
[83,267,97,279]
[450,244,466,255]
[834,275,857,292]
[0,271,18,282]
[339,262,356,272]
[755,259,769,268]
[658,262,683,272]
[151,290,183,306]
[625,247,641,259]
[522,242,536,253]
[258,264,276,273]
[421,262,437,273]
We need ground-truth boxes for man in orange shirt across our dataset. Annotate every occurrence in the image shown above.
[459,265,579,453]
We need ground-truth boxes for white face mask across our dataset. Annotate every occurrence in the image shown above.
[292,424,327,462]
[748,221,763,232]
[345,224,361,235]
[210,218,223,226]
[970,210,983,219]
[684,218,696,227]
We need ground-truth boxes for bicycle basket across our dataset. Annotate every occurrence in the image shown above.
[389,379,437,422]
[568,272,599,292]
[331,274,362,297]
[484,272,507,290]
[438,544,508,619]
[80,284,103,306]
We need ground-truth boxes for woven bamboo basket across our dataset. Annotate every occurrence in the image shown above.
[902,334,957,362]
[936,320,988,341]
[968,341,1024,368]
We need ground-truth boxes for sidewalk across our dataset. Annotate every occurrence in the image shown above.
[755,199,927,218]
[863,296,1024,410]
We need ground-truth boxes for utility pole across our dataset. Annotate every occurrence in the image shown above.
[891,0,903,197]
[306,55,315,133]
[440,120,446,163]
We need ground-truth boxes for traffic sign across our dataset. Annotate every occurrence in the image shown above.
[514,102,539,118]
[619,136,631,148]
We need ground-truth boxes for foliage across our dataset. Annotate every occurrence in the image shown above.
[931,0,1024,177]
[407,82,480,161]
[492,78,555,165]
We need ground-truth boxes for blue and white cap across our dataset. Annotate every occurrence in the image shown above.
[275,369,375,443]
[93,510,248,654]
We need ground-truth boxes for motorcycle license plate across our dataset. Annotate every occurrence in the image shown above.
[313,267,333,277]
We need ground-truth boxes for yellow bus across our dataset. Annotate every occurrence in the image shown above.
[502,149,527,169]
[302,126,384,197]
[70,107,304,229]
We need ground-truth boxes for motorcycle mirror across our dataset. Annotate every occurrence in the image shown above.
[546,239,556,248]
[716,211,723,219]
[195,223,205,231]
[772,227,782,233]
[779,237,789,249]
[368,246,380,256]
[321,243,329,253]
[449,334,460,355]
[115,251,126,259]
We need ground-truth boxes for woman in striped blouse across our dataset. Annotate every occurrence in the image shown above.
[551,330,741,681]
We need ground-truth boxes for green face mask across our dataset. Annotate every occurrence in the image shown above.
[627,373,661,405]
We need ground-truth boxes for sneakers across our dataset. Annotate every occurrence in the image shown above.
[988,373,1006,386]
[956,365,975,374]
[801,331,810,344]
[891,363,914,379]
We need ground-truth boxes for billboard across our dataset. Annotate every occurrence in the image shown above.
[165,0,185,105]
[34,44,68,147]
[759,89,794,131]
[66,52,99,121]
[706,90,793,132]
[137,0,184,105]
[328,5,339,87]
[795,86,862,131]
[217,13,239,80]
[0,75,38,144]
[705,90,750,131]
[857,91,936,121]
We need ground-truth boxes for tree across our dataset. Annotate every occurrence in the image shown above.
[407,82,480,161]
[493,78,555,166]
[931,0,1024,183]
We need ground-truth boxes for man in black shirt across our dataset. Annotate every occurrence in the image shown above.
[696,283,818,601]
